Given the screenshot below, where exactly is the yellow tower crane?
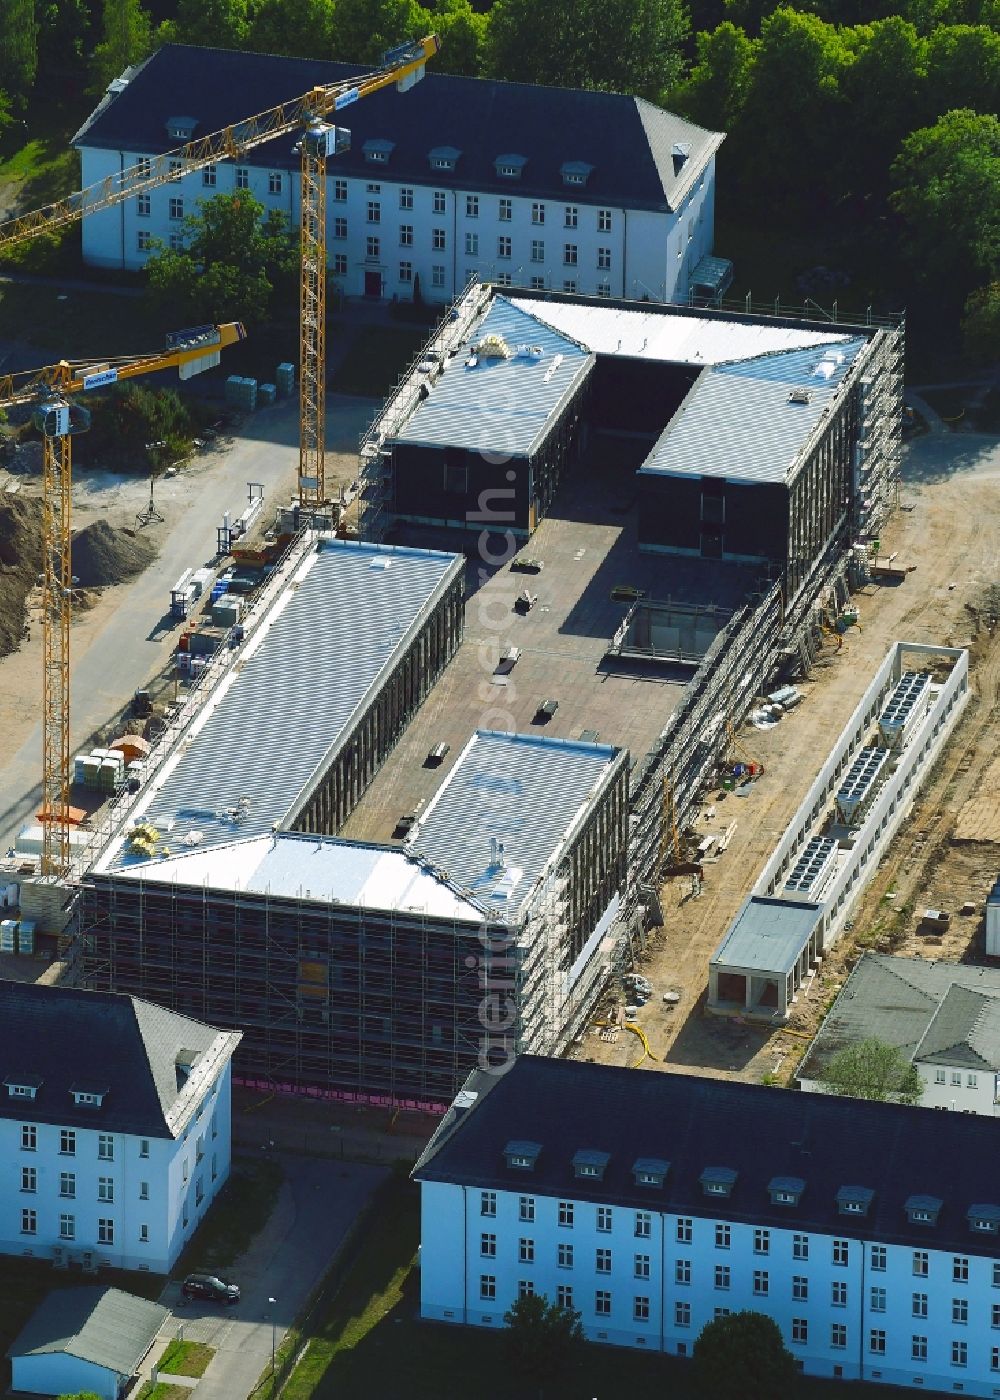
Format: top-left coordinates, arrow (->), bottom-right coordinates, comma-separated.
0,35 -> 439,879
0,322 -> 246,876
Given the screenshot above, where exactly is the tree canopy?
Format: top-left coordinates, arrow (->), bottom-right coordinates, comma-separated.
91,0 -> 153,94
503,1292 -> 584,1380
818,1036 -> 924,1103
0,0 -> 39,107
692,1310 -> 799,1400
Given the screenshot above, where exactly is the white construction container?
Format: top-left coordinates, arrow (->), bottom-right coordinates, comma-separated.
0,919 -> 16,952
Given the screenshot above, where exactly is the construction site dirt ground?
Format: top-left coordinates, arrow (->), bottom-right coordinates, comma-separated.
574,423 -> 1000,1088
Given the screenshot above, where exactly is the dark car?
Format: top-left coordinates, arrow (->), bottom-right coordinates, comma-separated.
181,1273 -> 240,1305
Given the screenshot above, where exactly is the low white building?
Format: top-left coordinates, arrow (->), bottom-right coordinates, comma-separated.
987,876 -> 1000,957
72,45 -> 726,305
0,979 -> 241,1273
415,1054 -> 1000,1396
798,953 -> 1000,1114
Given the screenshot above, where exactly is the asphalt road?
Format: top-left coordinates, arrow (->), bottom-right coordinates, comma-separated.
0,394 -> 377,852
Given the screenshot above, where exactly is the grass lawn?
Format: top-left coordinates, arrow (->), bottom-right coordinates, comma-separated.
176,1156 -> 284,1275
328,323 -> 430,397
0,279 -> 166,358
158,1337 -> 215,1377
137,1382 -> 193,1400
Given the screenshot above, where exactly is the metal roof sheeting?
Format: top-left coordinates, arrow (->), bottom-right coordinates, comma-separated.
711,895 -> 822,976
98,539 -> 463,870
9,1286 -> 168,1374
393,297 -> 593,458
407,729 -> 620,923
640,338 -> 866,486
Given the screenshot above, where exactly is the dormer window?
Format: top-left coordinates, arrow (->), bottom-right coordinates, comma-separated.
429,146 -> 461,173
166,116 -> 198,142
495,154 -> 527,180
968,1205 -> 1000,1235
5,1080 -> 39,1100
71,1088 -> 106,1108
572,1149 -> 610,1182
363,139 -> 395,165
905,1195 -> 942,1227
560,161 -> 594,188
671,142 -> 691,176
837,1186 -> 874,1217
768,1175 -> 805,1207
633,1157 -> 669,1188
504,1139 -> 541,1171
700,1166 -> 737,1199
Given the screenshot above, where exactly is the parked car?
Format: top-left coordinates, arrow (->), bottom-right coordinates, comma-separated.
182,1273 -> 240,1305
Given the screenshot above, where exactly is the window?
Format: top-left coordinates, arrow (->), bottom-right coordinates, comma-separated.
498,198 -> 512,221
595,1290 -> 611,1316
481,1191 -> 496,1216
871,1245 -> 887,1271
59,1213 -> 75,1239
519,1196 -> 535,1223
140,1224 -> 149,1243
557,1284 -> 574,1309
954,1256 -> 969,1282
913,1251 -> 929,1277
563,244 -> 578,266
433,191 -> 446,214
334,178 -> 347,202
21,1209 -> 36,1235
715,1223 -> 730,1249
952,1298 -> 968,1324
431,266 -> 445,288
519,1238 -> 535,1263
497,235 -> 511,259
236,167 -> 249,189
833,1239 -> 850,1266
480,1233 -> 496,1257
870,1287 -> 886,1313
870,1330 -> 886,1356
168,159 -> 182,177
993,1347 -> 1000,1373
465,232 -> 479,256
913,1293 -> 928,1318
597,1207 -> 612,1233
754,1228 -> 770,1255
793,1276 -> 808,1301
480,1275 -> 496,1300
634,1296 -> 650,1321
182,1160 -> 189,1183
367,200 -> 380,223
211,1153 -> 217,1182
675,1259 -> 691,1285
564,205 -> 578,228
60,1130 -> 76,1156
714,1266 -> 731,1290
832,1281 -> 848,1308
597,246 -> 611,270
366,236 -> 380,259
334,217 -> 348,240
596,1248 -> 612,1274
517,1280 -> 535,1299
21,1125 -> 36,1151
20,1166 -> 36,1192
97,1218 -> 113,1244
399,187 -> 413,210
59,1172 -> 75,1198
677,1218 -> 692,1244
935,1068 -> 946,1084
398,261 -> 413,283
268,171 -> 282,195
793,1234 -> 809,1260
558,1243 -> 573,1268
432,228 -> 446,251
831,1323 -> 847,1349
792,1318 -> 808,1344
753,1270 -> 769,1296
139,1181 -> 150,1202
98,1135 -> 114,1161
465,195 -> 479,218
563,279 -> 577,293
333,253 -> 347,276
635,1254 -> 651,1280
137,228 -> 152,253
203,164 -> 217,187
169,197 -> 184,220
597,279 -> 611,297
139,1139 -> 150,1159
137,193 -> 150,217
675,1301 -> 691,1327
530,240 -> 544,263
952,1071 -> 962,1086
531,203 -> 545,224
912,1335 -> 928,1362
598,208 -> 612,232
952,1341 -> 968,1367
558,1201 -> 574,1228
136,157 -> 151,178
169,233 -> 183,251
635,1212 -> 651,1239
98,1177 -> 114,1203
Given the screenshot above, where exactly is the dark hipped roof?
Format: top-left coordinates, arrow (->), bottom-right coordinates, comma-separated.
414,1055 -> 1000,1256
0,980 -> 239,1138
73,45 -> 722,213
7,1286 -> 167,1375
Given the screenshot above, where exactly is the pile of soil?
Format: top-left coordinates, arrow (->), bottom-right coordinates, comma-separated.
0,494 -> 43,657
71,519 -> 157,588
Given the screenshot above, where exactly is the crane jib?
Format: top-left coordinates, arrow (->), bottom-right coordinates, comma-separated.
334,88 -> 360,110
82,368 -> 118,390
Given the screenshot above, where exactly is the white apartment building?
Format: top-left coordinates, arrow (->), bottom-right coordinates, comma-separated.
72,45 -> 726,305
0,979 -> 241,1273
416,1055 -> 1000,1397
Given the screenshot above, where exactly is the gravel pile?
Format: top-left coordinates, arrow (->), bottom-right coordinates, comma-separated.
71,519 -> 157,588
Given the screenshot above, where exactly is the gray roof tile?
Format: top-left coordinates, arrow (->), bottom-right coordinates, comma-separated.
8,1286 -> 167,1374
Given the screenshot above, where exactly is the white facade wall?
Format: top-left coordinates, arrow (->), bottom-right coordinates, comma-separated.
78,145 -> 715,305
12,1351 -> 118,1400
420,1181 -> 1000,1396
987,895 -> 1000,958
0,1061 -> 233,1273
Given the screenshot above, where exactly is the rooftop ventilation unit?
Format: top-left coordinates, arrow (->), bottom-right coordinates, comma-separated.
784,835 -> 839,902
878,670 -> 931,751
835,747 -> 890,826
788,388 -> 812,404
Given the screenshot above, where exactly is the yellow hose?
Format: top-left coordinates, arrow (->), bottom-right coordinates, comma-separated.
623,1022 -> 657,1064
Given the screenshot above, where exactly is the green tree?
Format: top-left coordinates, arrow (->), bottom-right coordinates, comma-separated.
692,1310 -> 799,1400
145,192 -> 296,326
924,25 -> 1000,121
902,0 -> 1000,32
331,0 -> 431,66
164,0 -> 250,48
83,383 -> 197,472
0,0 -> 39,107
486,0 -> 688,100
36,0 -> 89,79
839,17 -> 926,203
247,0 -> 334,57
56,1390 -> 103,1398
503,1292 -> 584,1382
962,281 -> 1000,360
819,1037 -> 924,1104
429,0 -> 487,76
90,0 -> 152,94
671,21 -> 759,130
891,109 -> 1000,293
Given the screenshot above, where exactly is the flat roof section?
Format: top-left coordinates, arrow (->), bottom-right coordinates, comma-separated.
513,295 -> 860,365
711,895 -> 822,977
392,296 -> 593,457
407,730 -> 622,922
639,339 -> 866,487
94,538 -> 464,871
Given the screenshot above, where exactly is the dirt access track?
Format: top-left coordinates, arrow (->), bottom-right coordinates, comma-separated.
578,423 -> 1000,1087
